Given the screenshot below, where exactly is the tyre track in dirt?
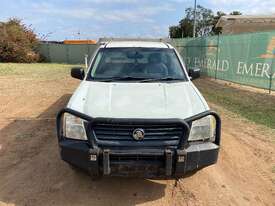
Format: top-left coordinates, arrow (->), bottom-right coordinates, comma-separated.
0,76 -> 274,206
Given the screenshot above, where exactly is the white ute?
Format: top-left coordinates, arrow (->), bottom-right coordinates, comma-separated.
56,40 -> 221,178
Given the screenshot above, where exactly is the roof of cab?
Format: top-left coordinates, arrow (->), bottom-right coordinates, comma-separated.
101,41 -> 173,49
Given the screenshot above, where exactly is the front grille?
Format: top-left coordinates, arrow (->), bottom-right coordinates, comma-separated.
92,123 -> 184,141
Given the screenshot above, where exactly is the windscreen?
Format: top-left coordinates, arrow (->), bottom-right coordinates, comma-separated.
88,47 -> 187,81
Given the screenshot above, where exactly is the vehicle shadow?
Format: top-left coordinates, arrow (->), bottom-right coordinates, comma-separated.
0,94 -> 194,206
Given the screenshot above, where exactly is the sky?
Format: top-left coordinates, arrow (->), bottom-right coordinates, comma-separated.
1,0 -> 275,40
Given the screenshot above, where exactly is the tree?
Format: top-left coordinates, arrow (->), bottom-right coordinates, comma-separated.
211,11 -> 226,35
192,5 -> 214,36
0,18 -> 40,63
230,11 -> 242,15
169,26 -> 183,38
170,5 -> 214,38
179,18 -> 193,37
169,7 -> 242,38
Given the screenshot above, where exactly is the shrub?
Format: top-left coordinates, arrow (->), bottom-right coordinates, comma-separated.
0,18 -> 40,63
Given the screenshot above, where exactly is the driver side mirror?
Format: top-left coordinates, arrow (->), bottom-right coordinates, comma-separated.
188,67 -> 200,80
71,67 -> 85,80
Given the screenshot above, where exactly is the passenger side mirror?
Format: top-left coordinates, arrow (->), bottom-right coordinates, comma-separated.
71,67 -> 85,80
188,67 -> 200,80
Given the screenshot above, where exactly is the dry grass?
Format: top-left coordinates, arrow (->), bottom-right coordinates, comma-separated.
194,77 -> 275,130
0,63 -> 82,79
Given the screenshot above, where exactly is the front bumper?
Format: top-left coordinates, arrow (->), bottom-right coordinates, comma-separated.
57,109 -> 221,178
59,140 -> 219,177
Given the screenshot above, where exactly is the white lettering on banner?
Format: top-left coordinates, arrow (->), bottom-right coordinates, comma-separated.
255,63 -> 262,77
221,60 -> 229,71
194,57 -> 200,67
236,61 -> 273,78
237,62 -> 243,74
262,63 -> 270,78
207,58 -> 212,69
192,57 -> 229,71
244,64 -> 253,76
185,57 -> 191,66
211,59 -> 216,70
188,57 -> 274,79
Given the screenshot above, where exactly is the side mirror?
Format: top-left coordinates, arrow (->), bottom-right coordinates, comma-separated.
71,67 -> 85,80
188,67 -> 200,80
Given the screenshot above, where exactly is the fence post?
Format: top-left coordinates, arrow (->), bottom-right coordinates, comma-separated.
85,54 -> 88,69
47,43 -> 51,62
87,44 -> 90,56
269,57 -> 274,94
215,34 -> 220,80
66,45 -> 70,64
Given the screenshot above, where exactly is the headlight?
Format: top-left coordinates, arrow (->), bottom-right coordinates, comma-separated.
63,113 -> 87,140
188,115 -> 216,142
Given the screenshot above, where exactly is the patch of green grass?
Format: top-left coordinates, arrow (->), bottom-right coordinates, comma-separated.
195,79 -> 275,129
0,63 -> 83,79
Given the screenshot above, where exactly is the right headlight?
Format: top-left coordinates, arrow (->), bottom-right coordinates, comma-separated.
63,113 -> 88,140
188,115 -> 216,142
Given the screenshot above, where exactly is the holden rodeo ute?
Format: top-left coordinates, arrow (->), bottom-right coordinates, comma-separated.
56,40 -> 221,178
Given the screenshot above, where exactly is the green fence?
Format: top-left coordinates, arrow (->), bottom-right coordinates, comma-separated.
171,31 -> 275,91
38,43 -> 98,64
38,31 -> 275,91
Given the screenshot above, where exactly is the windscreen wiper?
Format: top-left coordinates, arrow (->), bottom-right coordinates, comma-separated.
96,76 -> 148,82
140,77 -> 185,82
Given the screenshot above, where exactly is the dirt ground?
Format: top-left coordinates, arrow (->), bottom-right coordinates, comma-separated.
0,72 -> 274,206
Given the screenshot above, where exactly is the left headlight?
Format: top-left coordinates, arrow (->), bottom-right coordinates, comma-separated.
188,115 -> 216,142
63,113 -> 87,140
